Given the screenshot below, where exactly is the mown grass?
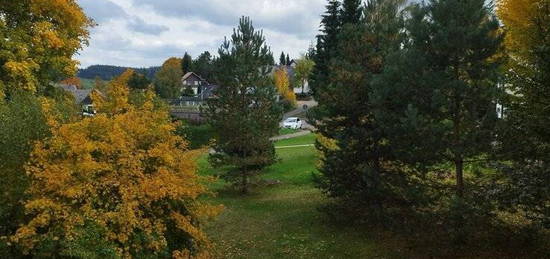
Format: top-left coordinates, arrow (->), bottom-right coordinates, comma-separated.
198,134 -> 404,258
278,127 -> 300,136
198,133 -> 544,258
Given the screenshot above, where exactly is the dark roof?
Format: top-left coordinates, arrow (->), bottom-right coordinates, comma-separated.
60,85 -> 95,105
182,72 -> 206,83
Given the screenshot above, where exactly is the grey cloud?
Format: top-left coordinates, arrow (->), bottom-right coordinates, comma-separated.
133,0 -> 324,39
128,18 -> 169,35
79,0 -> 127,23
78,0 -> 169,35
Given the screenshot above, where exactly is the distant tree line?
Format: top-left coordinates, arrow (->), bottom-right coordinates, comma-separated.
77,65 -> 160,81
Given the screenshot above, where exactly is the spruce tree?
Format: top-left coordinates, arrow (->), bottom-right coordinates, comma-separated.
341,0 -> 363,25
311,0 -> 341,98
313,0 -> 413,217
205,17 -> 282,194
373,0 -> 504,199
182,52 -> 193,74
280,52 -> 286,65
286,54 -> 291,65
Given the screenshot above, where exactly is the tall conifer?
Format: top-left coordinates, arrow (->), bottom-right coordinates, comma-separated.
205,17 -> 283,194
374,0 -> 504,199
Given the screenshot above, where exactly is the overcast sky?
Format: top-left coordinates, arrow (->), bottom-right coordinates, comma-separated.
76,0 -> 326,68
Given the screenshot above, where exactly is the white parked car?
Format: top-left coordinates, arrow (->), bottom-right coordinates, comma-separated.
282,117 -> 303,129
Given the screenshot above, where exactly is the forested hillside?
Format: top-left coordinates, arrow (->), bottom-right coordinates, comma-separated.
78,65 -> 160,80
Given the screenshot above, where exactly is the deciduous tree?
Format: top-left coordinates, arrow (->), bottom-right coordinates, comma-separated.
294,56 -> 315,94
60,77 -> 82,88
0,0 -> 93,96
12,73 -> 221,258
274,67 -> 297,105
492,0 -> 550,227
154,57 -> 183,99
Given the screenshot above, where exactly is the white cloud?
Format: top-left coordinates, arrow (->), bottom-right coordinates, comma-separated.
76,0 -> 324,68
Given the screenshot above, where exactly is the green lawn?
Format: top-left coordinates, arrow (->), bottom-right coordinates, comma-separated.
278,127 -> 300,136
199,134 -> 402,258
273,133 -> 316,147
197,134 -> 545,258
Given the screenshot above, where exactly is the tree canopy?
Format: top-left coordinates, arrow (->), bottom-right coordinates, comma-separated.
0,0 -> 93,96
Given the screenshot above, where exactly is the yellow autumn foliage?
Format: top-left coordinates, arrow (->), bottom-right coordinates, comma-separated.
497,0 -> 548,62
274,67 -> 297,105
0,0 -> 92,94
13,73 -> 222,258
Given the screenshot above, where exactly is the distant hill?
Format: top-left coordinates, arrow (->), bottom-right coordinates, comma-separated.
78,65 -> 161,81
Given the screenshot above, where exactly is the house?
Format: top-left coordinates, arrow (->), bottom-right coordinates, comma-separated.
59,85 -> 103,116
173,72 -> 218,106
181,72 -> 208,96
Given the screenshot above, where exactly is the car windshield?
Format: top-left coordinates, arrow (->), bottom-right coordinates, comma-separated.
285,118 -> 297,123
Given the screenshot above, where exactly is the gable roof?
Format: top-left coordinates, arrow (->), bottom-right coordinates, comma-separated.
182,72 -> 206,82
60,85 -> 103,105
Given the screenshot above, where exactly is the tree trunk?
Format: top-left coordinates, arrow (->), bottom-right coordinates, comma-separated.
241,173 -> 249,195
455,158 -> 464,198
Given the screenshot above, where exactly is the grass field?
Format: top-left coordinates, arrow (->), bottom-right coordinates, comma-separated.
277,127 -> 301,136
199,134 -> 404,258
198,134 -> 544,259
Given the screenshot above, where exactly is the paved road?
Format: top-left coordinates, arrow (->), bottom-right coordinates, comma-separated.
275,144 -> 315,149
270,130 -> 312,141
281,100 -> 318,131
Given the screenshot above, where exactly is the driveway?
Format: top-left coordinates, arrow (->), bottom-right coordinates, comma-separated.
281,99 -> 318,130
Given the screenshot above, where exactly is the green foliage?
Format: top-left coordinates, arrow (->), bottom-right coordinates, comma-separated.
0,92 -> 50,257
294,57 -> 315,94
311,0 -> 341,98
341,0 -> 363,25
279,52 -> 286,66
59,222 -> 120,259
493,0 -> 550,229
374,0 -> 504,198
205,17 -> 283,194
176,122 -> 216,150
312,0 -> 420,219
154,57 -> 183,99
193,51 -> 215,82
127,72 -> 151,90
182,52 -> 193,74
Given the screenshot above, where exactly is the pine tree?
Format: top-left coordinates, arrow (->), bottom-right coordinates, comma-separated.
193,51 -> 214,82
313,0 -> 412,217
181,52 -> 193,74
280,51 -> 286,65
205,17 -> 283,194
341,0 -> 363,25
311,0 -> 342,98
374,0 -> 504,199
286,54 -> 291,65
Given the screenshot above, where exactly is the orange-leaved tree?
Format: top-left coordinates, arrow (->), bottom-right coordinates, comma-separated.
274,67 -> 297,106
60,77 -> 82,88
12,72 -> 222,258
0,0 -> 93,96
497,0 -> 549,62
